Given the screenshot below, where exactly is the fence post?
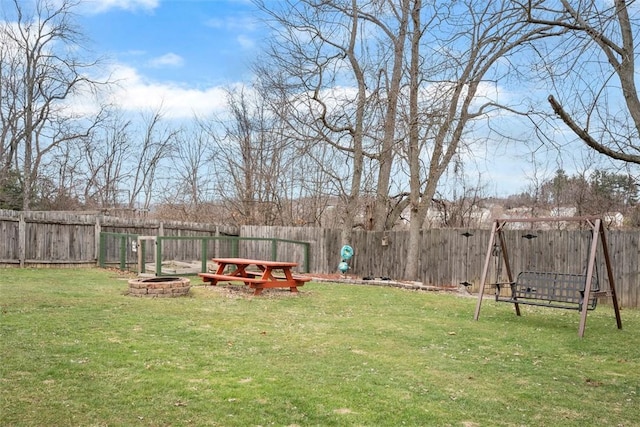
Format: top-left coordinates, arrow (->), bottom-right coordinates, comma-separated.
18,212 -> 25,268
271,239 -> 278,261
214,226 -> 219,257
303,242 -> 310,273
120,235 -> 127,271
232,238 -> 239,257
201,238 -> 208,273
139,238 -> 145,274
155,237 -> 162,276
98,233 -> 105,268
94,216 -> 101,265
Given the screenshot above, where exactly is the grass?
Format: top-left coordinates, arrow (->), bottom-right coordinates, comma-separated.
1,268 -> 639,427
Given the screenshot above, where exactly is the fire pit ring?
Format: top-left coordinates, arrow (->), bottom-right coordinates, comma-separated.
127,277 -> 191,298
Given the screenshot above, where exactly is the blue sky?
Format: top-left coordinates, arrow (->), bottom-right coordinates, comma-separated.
81,0 -> 262,84
32,0 -> 609,196
76,0 -> 266,117
71,0 -> 568,196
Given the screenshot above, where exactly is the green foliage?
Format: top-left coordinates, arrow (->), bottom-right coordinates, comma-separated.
590,170 -> 639,207
0,169 -> 23,210
1,268 -> 639,426
540,168 -> 638,216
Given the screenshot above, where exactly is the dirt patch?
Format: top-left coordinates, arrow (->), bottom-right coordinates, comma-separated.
198,283 -> 309,299
310,274 -> 469,295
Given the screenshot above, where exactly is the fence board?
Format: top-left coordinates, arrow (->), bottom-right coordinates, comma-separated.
0,219 -> 19,261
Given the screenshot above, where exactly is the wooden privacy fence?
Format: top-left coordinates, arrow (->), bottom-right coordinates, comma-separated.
242,225 -> 640,309
0,210 -> 638,308
0,209 -> 236,267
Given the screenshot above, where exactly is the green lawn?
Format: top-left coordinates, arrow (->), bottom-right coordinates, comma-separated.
1,268 -> 638,426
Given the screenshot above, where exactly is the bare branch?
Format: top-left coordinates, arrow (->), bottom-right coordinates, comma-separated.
548,94 -> 640,164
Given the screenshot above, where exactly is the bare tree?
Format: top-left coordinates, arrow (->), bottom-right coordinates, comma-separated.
158,127 -> 216,221
254,0 -> 354,236
81,109 -> 132,207
0,0 -> 104,210
256,0 -> 420,242
358,0 -> 411,232
524,0 -> 640,165
38,134 -> 85,209
71,106 -> 177,213
128,108 -> 178,211
429,166 -> 489,228
198,86 -> 297,226
402,0 -> 553,279
253,0 -> 558,271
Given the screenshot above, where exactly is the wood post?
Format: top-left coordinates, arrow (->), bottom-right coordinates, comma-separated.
18,212 -> 25,268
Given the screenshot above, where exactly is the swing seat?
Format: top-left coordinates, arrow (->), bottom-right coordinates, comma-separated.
495,271 -> 600,311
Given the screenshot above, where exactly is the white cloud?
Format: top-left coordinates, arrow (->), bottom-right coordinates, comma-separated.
60,64 -> 227,120
83,0 -> 160,13
104,64 -> 227,119
206,15 -> 259,32
236,35 -> 255,50
148,53 -> 184,68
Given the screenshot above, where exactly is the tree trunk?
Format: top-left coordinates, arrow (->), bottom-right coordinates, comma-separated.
371,0 -> 410,231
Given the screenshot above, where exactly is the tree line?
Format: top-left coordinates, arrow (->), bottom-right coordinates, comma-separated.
1,0 -> 639,280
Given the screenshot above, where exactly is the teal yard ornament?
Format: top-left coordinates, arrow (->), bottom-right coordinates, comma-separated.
338,261 -> 349,274
338,245 -> 354,275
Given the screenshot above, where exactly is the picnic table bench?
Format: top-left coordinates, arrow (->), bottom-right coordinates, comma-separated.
199,257 -> 311,295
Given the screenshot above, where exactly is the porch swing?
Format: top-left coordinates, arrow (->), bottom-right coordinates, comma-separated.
473,217 -> 622,337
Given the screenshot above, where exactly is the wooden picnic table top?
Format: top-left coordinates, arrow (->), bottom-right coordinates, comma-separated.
212,258 -> 298,268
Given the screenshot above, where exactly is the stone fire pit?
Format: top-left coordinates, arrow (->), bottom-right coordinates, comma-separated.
127,277 -> 191,298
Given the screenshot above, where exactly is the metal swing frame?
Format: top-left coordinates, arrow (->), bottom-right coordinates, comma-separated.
473,217 -> 622,338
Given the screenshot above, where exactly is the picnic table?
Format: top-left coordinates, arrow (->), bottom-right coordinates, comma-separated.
198,257 -> 311,295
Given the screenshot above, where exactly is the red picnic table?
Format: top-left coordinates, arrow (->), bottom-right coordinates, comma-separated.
198,257 -> 311,295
